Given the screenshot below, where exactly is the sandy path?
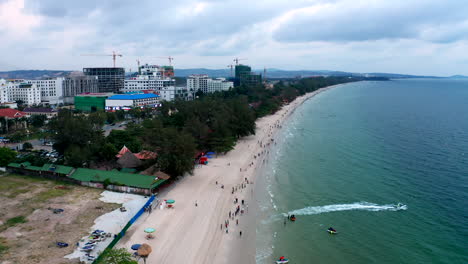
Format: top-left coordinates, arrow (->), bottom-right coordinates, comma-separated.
119,85 -> 337,264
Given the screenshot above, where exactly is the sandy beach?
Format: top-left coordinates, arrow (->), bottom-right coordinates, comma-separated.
118,85 -> 337,264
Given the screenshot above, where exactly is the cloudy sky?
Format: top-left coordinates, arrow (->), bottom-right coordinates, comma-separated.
1,0 -> 468,76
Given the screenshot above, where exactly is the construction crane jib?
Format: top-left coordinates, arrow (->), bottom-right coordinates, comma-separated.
81,51 -> 123,68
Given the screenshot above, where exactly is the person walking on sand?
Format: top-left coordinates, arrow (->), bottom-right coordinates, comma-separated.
236,219 -> 239,225
195,200 -> 198,207
240,231 -> 242,237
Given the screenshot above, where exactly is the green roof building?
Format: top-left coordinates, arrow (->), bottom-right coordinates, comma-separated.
70,168 -> 165,189
74,93 -> 112,112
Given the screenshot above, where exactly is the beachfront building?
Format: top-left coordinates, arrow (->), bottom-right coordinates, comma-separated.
187,75 -> 233,94
105,93 -> 160,111
0,79 -> 41,105
7,162 -> 167,195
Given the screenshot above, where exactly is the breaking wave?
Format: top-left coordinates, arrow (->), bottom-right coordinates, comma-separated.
285,202 -> 407,216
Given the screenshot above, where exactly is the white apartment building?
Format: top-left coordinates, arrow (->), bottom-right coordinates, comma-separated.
207,78 -> 234,93
123,75 -> 175,93
27,78 -> 63,104
123,64 -> 176,93
187,75 -> 233,94
160,86 -> 192,101
27,73 -> 98,105
0,79 -> 41,105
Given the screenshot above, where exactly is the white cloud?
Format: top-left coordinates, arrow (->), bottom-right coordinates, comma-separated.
1,0 -> 468,75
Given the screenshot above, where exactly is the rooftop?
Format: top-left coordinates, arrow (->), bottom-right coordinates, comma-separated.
108,94 -> 160,100
70,168 -> 165,189
76,93 -> 114,97
0,108 -> 26,118
23,107 -> 56,113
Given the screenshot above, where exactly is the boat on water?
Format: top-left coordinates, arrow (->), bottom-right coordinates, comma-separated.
394,203 -> 406,210
276,256 -> 289,264
327,227 -> 337,234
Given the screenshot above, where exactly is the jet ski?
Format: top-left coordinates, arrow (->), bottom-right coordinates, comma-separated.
394,203 -> 406,210
327,227 -> 337,234
289,215 -> 296,222
276,256 -> 289,264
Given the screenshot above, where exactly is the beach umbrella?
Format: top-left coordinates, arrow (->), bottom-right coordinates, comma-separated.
206,151 -> 215,155
131,244 -> 141,250
144,228 -> 156,233
166,199 -> 175,204
137,243 -> 152,264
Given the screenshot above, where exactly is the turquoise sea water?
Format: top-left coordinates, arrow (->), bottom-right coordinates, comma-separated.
256,79 -> 468,264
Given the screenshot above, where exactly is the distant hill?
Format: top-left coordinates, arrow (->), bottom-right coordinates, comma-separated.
0,69 -> 448,80
448,75 -> 468,79
0,70 -> 72,79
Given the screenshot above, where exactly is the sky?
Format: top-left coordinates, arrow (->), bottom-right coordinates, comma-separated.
1,0 -> 468,76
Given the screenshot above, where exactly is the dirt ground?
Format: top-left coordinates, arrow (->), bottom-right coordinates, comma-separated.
0,173 -> 120,264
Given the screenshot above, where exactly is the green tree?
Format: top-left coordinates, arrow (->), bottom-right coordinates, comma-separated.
0,147 -> 16,167
29,114 -> 47,128
106,112 -> 117,124
22,142 -> 33,150
64,145 -> 90,167
157,128 -> 196,176
107,130 -> 142,153
99,248 -> 138,264
98,143 -> 118,161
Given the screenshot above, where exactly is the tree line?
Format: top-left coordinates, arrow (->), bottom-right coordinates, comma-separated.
42,76 -> 360,177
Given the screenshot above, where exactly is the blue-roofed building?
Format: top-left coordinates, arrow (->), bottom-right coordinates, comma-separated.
105,93 -> 161,111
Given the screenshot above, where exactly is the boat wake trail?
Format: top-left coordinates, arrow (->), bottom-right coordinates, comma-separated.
286,202 -> 407,216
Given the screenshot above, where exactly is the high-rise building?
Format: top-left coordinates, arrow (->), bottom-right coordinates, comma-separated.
234,64 -> 262,87
83,67 -> 125,93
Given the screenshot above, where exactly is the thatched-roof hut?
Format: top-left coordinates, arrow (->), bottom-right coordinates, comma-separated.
117,151 -> 142,168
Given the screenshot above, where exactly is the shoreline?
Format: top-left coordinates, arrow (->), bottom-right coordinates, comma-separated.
117,85 -> 339,264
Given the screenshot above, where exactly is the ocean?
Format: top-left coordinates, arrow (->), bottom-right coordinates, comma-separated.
255,79 -> 468,264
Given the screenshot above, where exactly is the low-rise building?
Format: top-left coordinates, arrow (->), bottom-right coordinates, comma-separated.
0,108 -> 27,119
74,93 -> 113,112
105,93 -> 160,111
23,107 -> 58,118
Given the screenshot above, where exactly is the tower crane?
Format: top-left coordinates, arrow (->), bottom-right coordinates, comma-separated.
81,51 -> 123,67
227,64 -> 234,76
233,57 -> 247,65
155,56 -> 174,66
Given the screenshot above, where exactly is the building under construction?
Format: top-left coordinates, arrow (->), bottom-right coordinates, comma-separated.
83,67 -> 125,93
234,64 -> 262,87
